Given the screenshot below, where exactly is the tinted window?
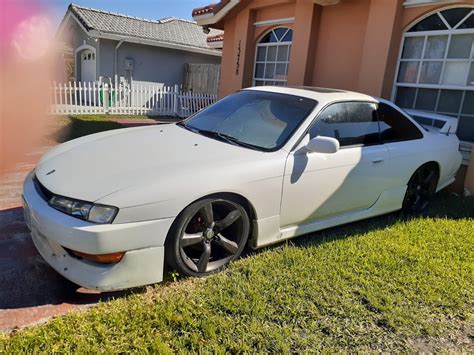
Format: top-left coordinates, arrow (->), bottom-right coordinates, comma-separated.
408,13 -> 447,32
309,102 -> 380,147
377,103 -> 423,142
441,8 -> 471,28
183,91 -> 317,151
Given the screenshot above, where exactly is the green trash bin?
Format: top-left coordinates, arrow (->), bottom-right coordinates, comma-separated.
99,86 -> 116,106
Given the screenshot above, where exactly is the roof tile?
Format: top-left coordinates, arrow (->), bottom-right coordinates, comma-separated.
207,34 -> 224,42
70,4 -> 223,51
192,1 -> 230,17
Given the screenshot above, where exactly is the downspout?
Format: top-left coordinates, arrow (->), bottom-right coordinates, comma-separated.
114,40 -> 124,78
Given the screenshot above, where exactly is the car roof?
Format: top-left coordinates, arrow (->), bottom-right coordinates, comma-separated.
244,86 -> 377,105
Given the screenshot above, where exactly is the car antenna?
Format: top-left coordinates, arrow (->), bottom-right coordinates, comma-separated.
446,125 -> 451,136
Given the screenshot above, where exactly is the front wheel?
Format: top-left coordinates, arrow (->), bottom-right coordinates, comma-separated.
165,198 -> 250,277
402,164 -> 439,214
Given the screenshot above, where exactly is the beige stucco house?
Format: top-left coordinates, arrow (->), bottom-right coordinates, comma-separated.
192,0 -> 474,190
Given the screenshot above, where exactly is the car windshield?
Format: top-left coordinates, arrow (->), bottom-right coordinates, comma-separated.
179,90 -> 317,151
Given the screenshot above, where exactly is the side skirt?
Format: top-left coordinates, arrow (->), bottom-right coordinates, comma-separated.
254,186 -> 406,248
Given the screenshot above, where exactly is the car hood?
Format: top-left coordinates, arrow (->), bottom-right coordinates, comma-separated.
35,124 -> 267,203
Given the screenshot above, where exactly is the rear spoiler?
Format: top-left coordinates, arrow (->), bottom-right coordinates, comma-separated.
405,109 -> 458,135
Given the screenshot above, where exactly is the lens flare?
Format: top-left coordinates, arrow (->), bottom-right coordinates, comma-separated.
0,0 -> 56,176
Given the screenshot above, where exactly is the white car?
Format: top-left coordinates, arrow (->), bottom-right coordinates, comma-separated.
23,87 -> 462,290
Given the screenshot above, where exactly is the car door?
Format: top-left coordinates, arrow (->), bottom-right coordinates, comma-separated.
376,102 -> 426,190
279,101 -> 391,228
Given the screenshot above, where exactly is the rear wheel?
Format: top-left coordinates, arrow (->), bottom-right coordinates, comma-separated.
165,198 -> 250,277
402,164 -> 439,214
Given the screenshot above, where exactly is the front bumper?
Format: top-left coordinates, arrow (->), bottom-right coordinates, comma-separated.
23,172 -> 175,290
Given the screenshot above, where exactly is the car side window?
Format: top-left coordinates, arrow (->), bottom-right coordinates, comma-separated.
309,102 -> 380,147
377,103 -> 423,143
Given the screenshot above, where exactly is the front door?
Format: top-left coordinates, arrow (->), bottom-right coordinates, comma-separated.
280,101 -> 390,228
81,49 -> 96,82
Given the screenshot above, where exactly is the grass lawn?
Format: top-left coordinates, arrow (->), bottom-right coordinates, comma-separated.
1,193 -> 472,352
52,115 -> 179,142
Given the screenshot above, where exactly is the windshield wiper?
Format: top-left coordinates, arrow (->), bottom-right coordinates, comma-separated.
189,128 -> 261,151
214,132 -> 262,151
176,121 -> 191,131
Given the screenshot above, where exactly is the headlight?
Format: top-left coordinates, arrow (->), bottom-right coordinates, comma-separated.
88,205 -> 118,224
49,196 -> 118,224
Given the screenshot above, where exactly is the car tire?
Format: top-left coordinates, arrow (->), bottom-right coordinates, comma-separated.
165,197 -> 250,278
402,164 -> 439,214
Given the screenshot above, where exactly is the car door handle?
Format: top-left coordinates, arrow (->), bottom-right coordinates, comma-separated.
372,158 -> 385,165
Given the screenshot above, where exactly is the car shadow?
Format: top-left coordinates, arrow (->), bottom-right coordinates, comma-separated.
244,191 -> 473,257
0,206 -> 144,310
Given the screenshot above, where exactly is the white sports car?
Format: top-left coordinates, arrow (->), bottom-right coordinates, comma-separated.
23,87 -> 462,290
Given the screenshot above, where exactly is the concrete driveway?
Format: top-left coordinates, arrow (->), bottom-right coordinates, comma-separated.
0,140 -> 135,332
0,206 -> 81,332
0,119 -> 178,332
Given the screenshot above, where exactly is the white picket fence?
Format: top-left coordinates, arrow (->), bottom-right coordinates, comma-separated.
50,81 -> 218,117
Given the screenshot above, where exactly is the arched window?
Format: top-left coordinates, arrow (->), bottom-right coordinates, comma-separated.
254,27 -> 293,86
393,7 -> 474,142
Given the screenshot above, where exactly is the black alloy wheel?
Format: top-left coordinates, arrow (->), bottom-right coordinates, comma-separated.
166,198 -> 250,277
402,164 -> 439,214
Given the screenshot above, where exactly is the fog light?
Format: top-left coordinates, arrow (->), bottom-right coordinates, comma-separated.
71,250 -> 125,264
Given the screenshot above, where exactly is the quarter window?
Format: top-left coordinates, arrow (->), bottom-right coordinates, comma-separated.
377,103 -> 423,142
393,7 -> 474,142
254,28 -> 292,87
309,102 -> 380,147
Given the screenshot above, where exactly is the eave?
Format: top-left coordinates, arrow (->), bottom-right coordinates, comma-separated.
192,0 -> 341,26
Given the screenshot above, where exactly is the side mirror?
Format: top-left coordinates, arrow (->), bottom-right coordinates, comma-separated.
306,136 -> 340,154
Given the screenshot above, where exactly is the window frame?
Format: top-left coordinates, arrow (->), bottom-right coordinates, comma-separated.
293,100 -> 425,151
253,27 -> 293,87
391,5 -> 474,143
404,0 -> 461,7
294,100 -> 381,151
308,101 -> 382,149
